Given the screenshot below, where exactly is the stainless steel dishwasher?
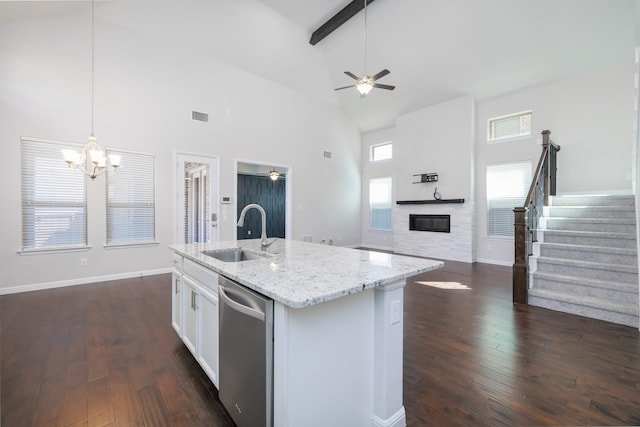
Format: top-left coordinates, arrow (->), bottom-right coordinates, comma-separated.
218,276 -> 274,427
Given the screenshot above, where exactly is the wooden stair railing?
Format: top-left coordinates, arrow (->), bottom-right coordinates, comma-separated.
513,130 -> 560,304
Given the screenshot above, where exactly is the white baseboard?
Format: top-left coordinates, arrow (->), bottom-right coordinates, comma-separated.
371,407 -> 406,427
475,257 -> 513,266
0,268 -> 172,295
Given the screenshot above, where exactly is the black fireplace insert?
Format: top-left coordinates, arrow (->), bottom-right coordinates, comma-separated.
409,214 -> 450,233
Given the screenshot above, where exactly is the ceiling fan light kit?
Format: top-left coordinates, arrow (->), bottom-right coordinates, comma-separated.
269,168 -> 281,181
356,77 -> 373,96
334,0 -> 395,97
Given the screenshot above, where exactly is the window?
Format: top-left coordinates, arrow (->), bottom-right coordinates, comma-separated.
488,111 -> 532,141
106,149 -> 156,246
369,177 -> 392,230
21,137 -> 87,251
371,142 -> 392,162
486,161 -> 532,237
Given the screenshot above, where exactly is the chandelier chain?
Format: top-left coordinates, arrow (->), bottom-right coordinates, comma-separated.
90,0 -> 95,137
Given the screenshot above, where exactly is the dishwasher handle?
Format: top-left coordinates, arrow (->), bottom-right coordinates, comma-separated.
219,284 -> 266,322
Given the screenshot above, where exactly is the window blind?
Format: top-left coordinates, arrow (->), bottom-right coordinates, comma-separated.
21,137 -> 88,251
369,176 -> 392,231
486,161 -> 532,237
105,148 -> 156,246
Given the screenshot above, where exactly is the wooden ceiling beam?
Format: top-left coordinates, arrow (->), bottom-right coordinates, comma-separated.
309,0 -> 375,46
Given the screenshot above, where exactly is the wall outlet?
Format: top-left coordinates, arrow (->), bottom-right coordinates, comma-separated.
80,258 -> 88,266
302,235 -> 313,243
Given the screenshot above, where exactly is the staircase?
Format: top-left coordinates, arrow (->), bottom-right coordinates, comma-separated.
528,194 -> 639,328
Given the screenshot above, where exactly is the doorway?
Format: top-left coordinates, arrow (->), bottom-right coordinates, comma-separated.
235,161 -> 292,240
176,153 -> 219,244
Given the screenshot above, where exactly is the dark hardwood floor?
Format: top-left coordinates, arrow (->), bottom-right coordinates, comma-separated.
2,260 -> 639,426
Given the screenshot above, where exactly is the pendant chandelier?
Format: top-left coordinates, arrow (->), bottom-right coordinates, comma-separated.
62,0 -> 120,179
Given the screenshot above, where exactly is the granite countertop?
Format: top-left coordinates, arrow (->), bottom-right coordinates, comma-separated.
169,239 -> 444,308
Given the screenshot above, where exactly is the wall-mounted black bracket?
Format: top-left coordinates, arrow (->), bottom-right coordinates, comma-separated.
412,173 -> 438,184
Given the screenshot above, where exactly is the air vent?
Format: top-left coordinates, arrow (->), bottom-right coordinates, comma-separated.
192,111 -> 209,122
323,151 -> 332,159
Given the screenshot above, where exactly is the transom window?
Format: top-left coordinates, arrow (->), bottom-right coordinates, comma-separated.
371,142 -> 392,162
488,111 -> 532,142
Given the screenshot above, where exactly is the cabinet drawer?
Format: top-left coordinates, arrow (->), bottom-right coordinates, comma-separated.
184,258 -> 218,292
171,253 -> 183,270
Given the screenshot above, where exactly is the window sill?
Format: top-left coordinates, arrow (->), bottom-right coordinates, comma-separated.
18,245 -> 91,255
104,241 -> 159,249
486,134 -> 532,144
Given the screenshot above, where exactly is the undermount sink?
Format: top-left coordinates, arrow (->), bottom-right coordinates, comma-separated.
202,248 -> 267,263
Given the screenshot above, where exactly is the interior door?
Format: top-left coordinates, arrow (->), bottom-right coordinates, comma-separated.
188,166 -> 208,243
176,154 -> 219,244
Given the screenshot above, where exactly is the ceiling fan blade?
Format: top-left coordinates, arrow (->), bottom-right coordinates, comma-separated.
371,69 -> 390,81
373,83 -> 395,90
334,85 -> 356,91
344,71 -> 359,80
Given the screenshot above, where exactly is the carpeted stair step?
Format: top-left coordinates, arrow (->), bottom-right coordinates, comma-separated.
545,205 -> 636,220
537,242 -> 637,266
550,194 -> 635,207
541,230 -> 637,249
531,271 -> 638,304
542,217 -> 636,233
535,256 -> 638,284
529,287 -> 639,328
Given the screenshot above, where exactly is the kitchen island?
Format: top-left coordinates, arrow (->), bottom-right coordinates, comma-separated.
170,239 -> 443,427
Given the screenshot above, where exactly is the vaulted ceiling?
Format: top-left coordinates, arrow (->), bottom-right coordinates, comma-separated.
2,0 -> 636,132
261,0 -> 636,131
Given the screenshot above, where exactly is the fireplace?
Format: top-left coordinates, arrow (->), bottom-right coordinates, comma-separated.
409,214 -> 450,233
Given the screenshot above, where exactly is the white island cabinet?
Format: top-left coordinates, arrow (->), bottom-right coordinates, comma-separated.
170,239 -> 443,427
172,253 -> 220,388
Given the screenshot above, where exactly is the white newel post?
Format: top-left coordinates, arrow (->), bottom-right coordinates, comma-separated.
372,279 -> 407,427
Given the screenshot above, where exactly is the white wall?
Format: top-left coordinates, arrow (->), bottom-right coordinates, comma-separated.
361,66 -> 634,266
361,126 -> 395,250
393,96 -> 476,262
475,64 -> 635,264
0,3 -> 361,292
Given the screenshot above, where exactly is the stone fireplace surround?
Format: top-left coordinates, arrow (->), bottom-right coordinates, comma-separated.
393,201 -> 474,263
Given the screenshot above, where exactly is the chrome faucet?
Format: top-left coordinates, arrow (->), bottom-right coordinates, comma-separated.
237,203 -> 277,251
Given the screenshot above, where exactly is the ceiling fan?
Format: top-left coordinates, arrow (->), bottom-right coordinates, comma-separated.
335,0 -> 395,97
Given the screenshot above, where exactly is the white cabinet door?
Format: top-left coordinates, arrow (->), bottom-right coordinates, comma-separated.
172,255 -> 220,389
197,287 -> 219,387
181,276 -> 198,355
171,270 -> 182,335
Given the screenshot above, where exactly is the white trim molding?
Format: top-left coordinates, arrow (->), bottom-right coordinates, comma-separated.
0,268 -> 171,295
